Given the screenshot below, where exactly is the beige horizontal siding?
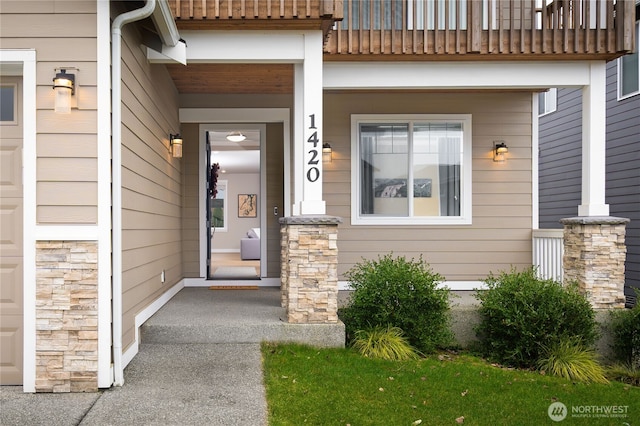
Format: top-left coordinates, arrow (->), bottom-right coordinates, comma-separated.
0,38 -> 97,61
36,206 -> 97,224
180,124 -> 200,278
0,1 -> 96,14
324,91 -> 533,282
36,134 -> 97,157
0,1 -> 99,224
36,157 -> 96,181
0,13 -> 98,37
119,19 -> 181,352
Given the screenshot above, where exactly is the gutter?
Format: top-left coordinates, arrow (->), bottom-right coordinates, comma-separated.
111,0 -> 157,387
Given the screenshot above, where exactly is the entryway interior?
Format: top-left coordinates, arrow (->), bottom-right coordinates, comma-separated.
208,126 -> 262,280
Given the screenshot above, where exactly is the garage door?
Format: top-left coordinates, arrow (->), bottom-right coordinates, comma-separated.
0,76 -> 23,385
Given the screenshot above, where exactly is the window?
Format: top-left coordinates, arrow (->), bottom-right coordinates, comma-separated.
618,21 -> 640,100
351,115 -> 472,225
0,84 -> 17,123
211,180 -> 227,231
538,88 -> 557,116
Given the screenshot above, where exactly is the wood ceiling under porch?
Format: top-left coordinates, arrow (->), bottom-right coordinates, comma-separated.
168,0 -> 636,61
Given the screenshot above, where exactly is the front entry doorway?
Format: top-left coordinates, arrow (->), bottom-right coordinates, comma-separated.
187,109 -> 290,286
202,122 -> 285,283
207,126 -> 263,280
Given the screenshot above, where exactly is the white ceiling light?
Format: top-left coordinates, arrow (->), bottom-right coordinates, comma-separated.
226,131 -> 246,142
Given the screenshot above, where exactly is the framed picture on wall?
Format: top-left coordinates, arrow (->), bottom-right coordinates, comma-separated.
238,194 -> 257,218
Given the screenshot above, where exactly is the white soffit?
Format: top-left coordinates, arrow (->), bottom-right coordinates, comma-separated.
323,61 -> 594,90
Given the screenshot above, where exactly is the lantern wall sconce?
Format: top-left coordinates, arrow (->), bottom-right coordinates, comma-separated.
52,68 -> 76,114
493,141 -> 508,162
170,133 -> 183,158
322,142 -> 332,162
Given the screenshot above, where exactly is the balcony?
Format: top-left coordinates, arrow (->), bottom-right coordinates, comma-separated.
324,0 -> 636,60
168,1 -> 635,60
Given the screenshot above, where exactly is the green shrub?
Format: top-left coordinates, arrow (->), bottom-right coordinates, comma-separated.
475,267 -> 598,368
352,326 -> 419,361
339,254 -> 452,353
609,299 -> 640,367
537,337 -> 608,384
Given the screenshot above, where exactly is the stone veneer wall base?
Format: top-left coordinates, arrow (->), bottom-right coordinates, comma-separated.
280,215 -> 342,324
35,241 -> 99,393
560,216 -> 629,310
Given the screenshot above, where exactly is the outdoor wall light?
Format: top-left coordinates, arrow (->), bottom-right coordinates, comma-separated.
493,141 -> 508,162
226,131 -> 246,142
170,133 -> 183,158
52,68 -> 75,114
322,142 -> 332,162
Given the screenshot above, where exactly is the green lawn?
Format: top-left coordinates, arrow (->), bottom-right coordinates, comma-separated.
262,343 -> 638,426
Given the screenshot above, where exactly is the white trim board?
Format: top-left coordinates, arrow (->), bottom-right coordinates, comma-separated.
97,0 -> 113,388
34,226 -> 99,241
184,277 -> 280,287
121,281 -> 184,370
324,61 -> 597,90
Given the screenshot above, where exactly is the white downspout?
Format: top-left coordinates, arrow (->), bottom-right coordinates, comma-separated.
111,0 -> 156,386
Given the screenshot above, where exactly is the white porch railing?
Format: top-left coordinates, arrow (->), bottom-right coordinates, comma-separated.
532,229 -> 564,282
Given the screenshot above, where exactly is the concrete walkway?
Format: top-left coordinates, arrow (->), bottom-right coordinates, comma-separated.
1,288 -> 478,425
1,342 -> 267,426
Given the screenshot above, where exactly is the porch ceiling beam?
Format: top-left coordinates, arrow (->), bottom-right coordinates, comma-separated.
323,61 -> 596,90
154,30 -> 306,63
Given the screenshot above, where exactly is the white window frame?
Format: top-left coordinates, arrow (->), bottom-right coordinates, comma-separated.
0,83 -> 18,125
538,88 -> 557,117
350,114 -> 472,226
617,20 -> 640,100
212,179 -> 228,232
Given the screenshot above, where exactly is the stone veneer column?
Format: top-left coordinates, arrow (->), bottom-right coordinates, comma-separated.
35,241 -> 98,392
560,217 -> 629,309
280,215 -> 342,323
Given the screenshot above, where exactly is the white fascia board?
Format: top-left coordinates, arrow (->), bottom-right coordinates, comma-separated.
152,0 -> 181,46
176,30 -> 305,63
324,61 -> 593,90
147,41 -> 187,65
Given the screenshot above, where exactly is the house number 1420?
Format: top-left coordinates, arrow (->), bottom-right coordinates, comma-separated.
306,114 -> 320,183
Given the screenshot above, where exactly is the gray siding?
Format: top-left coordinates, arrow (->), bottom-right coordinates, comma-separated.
605,60 -> 640,297
538,88 -> 582,229
538,60 -> 640,296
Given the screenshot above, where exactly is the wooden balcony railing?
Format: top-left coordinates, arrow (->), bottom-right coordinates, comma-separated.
324,0 -> 636,60
169,0 -> 343,34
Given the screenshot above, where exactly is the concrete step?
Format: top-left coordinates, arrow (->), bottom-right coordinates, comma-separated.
140,287 -> 345,347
